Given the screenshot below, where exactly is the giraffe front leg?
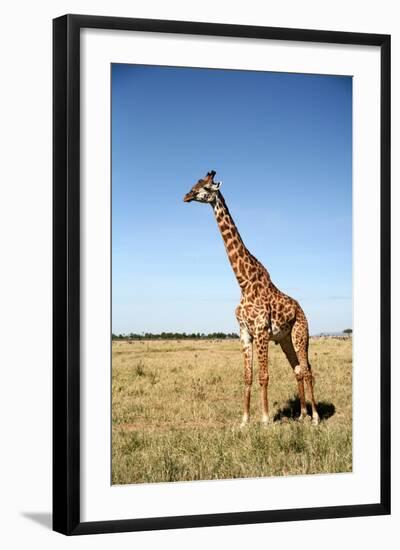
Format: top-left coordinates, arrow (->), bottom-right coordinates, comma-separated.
254,328 -> 270,424
239,322 -> 253,427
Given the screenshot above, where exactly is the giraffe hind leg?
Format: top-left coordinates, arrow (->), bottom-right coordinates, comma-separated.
280,336 -> 308,420
291,318 -> 320,425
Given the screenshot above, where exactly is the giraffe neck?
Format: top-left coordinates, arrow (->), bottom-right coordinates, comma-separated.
212,192 -> 266,291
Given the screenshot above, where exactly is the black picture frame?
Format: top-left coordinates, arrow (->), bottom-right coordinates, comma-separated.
53,14 -> 391,536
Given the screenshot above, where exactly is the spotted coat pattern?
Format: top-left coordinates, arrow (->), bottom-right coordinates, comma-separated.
184,171 -> 320,425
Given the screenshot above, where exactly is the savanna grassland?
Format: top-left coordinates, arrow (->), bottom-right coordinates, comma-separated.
112,338 -> 352,485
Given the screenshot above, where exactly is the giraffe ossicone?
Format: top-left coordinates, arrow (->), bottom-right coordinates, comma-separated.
184,170 -> 320,426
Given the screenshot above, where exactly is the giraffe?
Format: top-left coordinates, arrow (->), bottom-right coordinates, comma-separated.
184,170 -> 320,427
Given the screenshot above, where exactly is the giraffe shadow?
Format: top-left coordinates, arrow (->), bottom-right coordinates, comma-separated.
273,397 -> 336,422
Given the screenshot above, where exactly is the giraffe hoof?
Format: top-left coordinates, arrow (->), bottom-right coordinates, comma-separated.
261,416 -> 270,426
298,414 -> 311,423
312,415 -> 320,426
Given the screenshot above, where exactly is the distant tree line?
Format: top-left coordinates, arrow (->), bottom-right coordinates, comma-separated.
112,332 -> 239,341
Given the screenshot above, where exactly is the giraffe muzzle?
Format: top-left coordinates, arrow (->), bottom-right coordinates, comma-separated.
183,193 -> 194,202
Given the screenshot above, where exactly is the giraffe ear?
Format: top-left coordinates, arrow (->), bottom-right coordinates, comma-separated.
211,180 -> 222,191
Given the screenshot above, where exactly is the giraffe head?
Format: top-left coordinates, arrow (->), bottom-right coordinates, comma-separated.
183,170 -> 222,204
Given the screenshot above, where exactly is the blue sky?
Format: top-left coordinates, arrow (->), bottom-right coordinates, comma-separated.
112,64 -> 352,335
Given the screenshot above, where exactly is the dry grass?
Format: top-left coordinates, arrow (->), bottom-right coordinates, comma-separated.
112,338 -> 352,484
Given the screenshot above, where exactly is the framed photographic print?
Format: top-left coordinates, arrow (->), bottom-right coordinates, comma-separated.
53,14 -> 391,535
